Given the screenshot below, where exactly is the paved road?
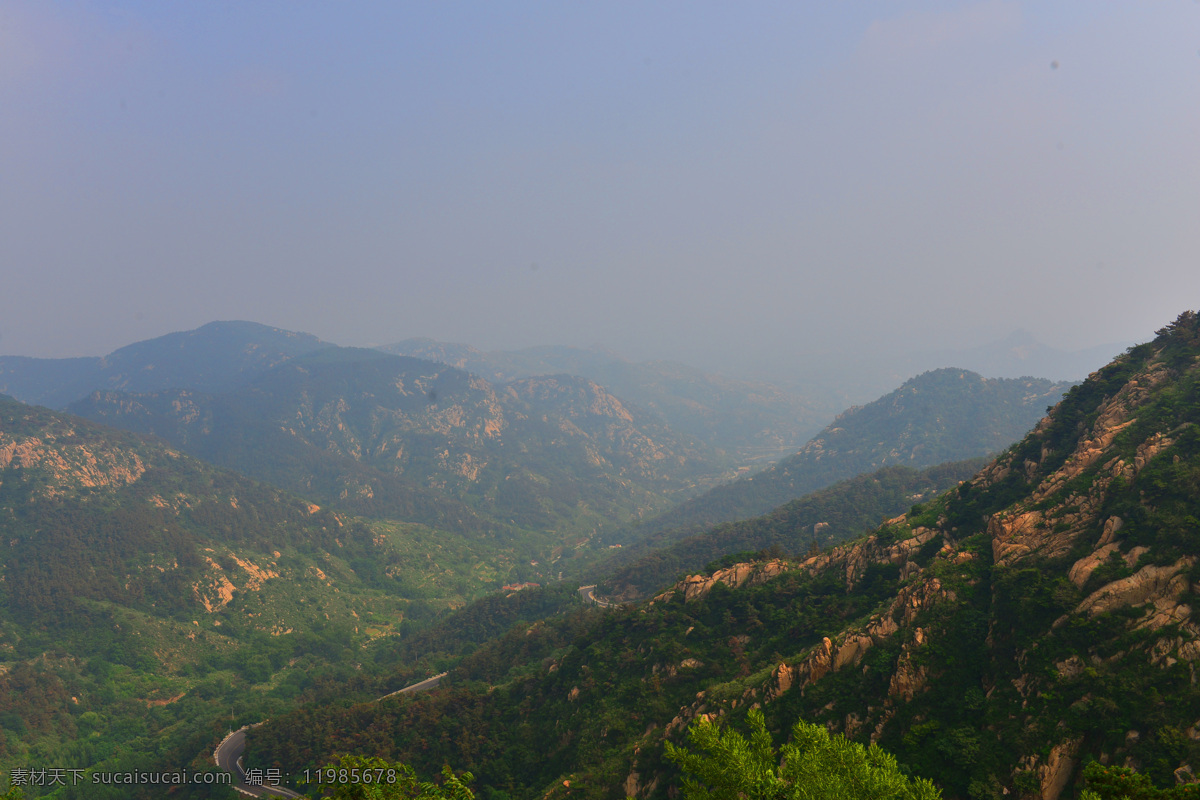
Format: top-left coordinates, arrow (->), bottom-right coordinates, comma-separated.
214,672 -> 448,797
214,725 -> 303,798
379,671 -> 447,700
578,584 -> 619,608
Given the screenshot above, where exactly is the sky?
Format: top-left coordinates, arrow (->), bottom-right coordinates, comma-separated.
2,1 -> 1198,385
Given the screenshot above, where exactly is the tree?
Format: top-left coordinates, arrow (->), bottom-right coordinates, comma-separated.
1080,760 -> 1200,799
302,755 -> 473,800
664,709 -> 941,800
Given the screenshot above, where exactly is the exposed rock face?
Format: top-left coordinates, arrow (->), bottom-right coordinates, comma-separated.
887,628 -> 930,703
623,771 -> 640,798
646,317 -> 1200,799
1068,542 -> 1121,588
658,559 -> 792,603
766,662 -> 795,702
194,566 -> 237,613
0,431 -> 146,497
1076,559 -> 1194,618
1040,738 -> 1084,800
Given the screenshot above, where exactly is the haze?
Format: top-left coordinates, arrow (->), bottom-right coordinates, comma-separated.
2,1 -> 1197,384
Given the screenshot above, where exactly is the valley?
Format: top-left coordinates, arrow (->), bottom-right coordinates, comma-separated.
240,311 -> 1200,800
0,315 -> 1195,800
7,6 -> 1192,798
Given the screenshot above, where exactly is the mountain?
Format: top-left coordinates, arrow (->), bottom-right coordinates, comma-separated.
0,394 -> 525,798
929,329 -> 1131,383
0,320 -> 330,409
70,347 -> 726,542
0,356 -> 102,409
595,458 -> 987,602
776,331 -> 1129,412
245,312 -> 1200,800
380,339 -> 835,465
617,368 -> 1072,543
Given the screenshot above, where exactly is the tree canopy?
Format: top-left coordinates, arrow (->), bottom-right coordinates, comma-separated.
665,709 -> 942,800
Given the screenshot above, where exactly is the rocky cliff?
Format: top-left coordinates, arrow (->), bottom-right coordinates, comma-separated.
640,312 -> 1200,798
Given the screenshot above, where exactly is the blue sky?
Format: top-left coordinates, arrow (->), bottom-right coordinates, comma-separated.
1,1 -> 1198,381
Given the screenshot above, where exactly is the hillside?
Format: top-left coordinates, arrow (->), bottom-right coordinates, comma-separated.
595,458 -> 987,602
380,338 -> 834,464
0,321 -> 330,409
246,312 -> 1200,800
0,396 -> 551,798
70,347 -> 726,542
619,369 -> 1071,543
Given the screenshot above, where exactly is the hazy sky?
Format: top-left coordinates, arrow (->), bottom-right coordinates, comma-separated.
2,1 -> 1198,379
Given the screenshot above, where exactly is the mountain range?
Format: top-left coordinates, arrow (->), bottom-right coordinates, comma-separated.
379,338 -> 835,464
242,311 -> 1200,800
0,316 -> 1164,800
615,368 -> 1071,545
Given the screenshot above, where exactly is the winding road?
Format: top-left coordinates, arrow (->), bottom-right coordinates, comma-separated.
578,584 -> 620,608
213,672 -> 448,797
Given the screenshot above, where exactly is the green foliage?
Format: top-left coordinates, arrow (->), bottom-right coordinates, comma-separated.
626,369 -> 1069,542
0,394 -> 535,797
247,560 -> 881,799
599,460 -> 984,599
665,709 -> 941,800
1082,760 -> 1200,799
69,351 -> 724,543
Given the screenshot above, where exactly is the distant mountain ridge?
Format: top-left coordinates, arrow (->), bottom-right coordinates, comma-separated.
0,320 -> 330,408
622,368 -> 1072,542
595,457 -> 988,602
928,328 -> 1129,383
70,346 -> 727,541
786,330 -> 1129,411
380,338 -> 836,465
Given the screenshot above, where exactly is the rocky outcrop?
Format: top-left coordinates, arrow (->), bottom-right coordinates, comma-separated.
796,525 -> 940,589
765,662 -> 796,703
658,559 -> 792,603
0,433 -> 146,496
1067,542 -> 1121,588
887,628 -> 930,703
1039,738 -> 1084,800
1076,558 -> 1195,618
757,576 -> 952,709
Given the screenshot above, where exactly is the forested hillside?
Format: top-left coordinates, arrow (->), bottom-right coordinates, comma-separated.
380,338 -> 833,463
0,396 -> 558,799
246,312 -> 1200,800
620,369 -> 1071,543
594,458 -> 986,602
70,346 -> 726,542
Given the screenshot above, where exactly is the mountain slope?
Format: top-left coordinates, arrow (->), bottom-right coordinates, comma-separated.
70,348 -> 726,541
595,458 -> 987,602
0,394 -> 526,798
380,338 -> 833,464
621,368 -> 1071,543
0,320 -> 330,408
246,312 -> 1200,800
